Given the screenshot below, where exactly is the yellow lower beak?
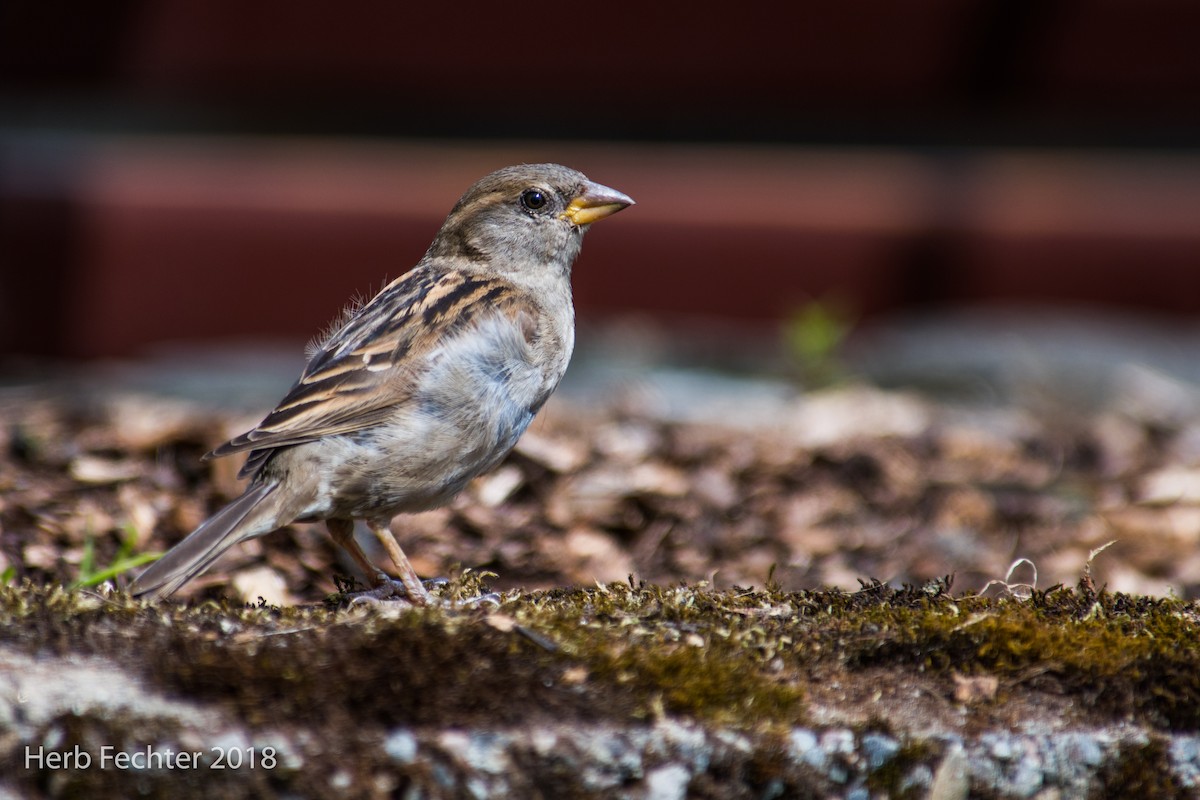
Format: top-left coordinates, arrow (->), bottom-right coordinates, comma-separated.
560,180 -> 635,226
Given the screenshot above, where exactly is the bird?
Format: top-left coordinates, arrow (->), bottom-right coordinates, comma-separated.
130,163 -> 633,603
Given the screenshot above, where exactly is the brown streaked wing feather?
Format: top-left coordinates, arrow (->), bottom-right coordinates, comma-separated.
208,267 -> 525,472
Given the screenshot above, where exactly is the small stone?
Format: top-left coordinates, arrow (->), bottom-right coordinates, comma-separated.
69,454 -> 142,484
788,729 -> 823,768
821,729 -> 856,756
474,465 -> 524,507
644,763 -> 691,800
457,732 -> 510,775
561,666 -> 588,685
953,673 -> 999,704
787,387 -> 930,448
384,729 -> 418,764
1170,736 -> 1200,788
1009,750 -> 1044,798
563,527 -> 636,584
988,733 -> 1014,760
579,730 -> 645,790
530,728 -> 558,756
861,733 -> 900,771
654,719 -> 711,774
22,544 -> 59,570
900,765 -> 934,793
691,467 -> 739,509
1064,734 -> 1103,767
485,613 -> 516,633
514,430 -> 589,473
594,421 -> 659,462
1140,466 -> 1200,505
929,744 -> 969,800
232,566 -> 289,607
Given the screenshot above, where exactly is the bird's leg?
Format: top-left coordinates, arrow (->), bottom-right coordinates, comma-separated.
329,518 -> 477,607
327,518 -> 397,597
367,519 -> 433,606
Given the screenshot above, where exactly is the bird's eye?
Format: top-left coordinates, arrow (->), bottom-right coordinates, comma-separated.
520,188 -> 548,211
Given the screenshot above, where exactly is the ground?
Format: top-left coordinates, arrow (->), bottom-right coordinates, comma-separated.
3,363 -> 1200,797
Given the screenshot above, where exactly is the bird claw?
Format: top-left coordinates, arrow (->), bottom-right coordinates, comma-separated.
459,591 -> 502,608
345,579 -> 410,606
342,579 -> 500,609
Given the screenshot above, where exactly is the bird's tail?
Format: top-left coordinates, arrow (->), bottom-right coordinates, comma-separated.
130,482 -> 283,601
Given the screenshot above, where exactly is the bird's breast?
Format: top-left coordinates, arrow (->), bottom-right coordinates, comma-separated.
314,308 -> 572,517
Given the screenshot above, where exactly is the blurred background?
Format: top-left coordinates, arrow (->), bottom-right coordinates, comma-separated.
2,0 -> 1198,382
5,1 -> 1200,600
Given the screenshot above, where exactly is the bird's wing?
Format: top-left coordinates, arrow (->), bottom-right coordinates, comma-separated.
208,266 -> 526,474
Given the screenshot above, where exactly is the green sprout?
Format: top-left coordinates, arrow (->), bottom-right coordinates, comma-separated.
71,523 -> 161,589
783,296 -> 857,388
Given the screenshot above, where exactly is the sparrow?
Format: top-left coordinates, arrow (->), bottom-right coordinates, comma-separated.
130,163 -> 633,603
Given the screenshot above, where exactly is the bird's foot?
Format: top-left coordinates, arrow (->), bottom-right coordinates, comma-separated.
345,578 -> 413,606
343,576 -> 499,608
459,591 -> 502,608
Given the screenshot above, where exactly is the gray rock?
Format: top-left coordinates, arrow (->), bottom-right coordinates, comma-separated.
644,764 -> 691,800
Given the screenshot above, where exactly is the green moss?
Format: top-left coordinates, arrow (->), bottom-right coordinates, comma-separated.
585,639 -> 803,724
511,581 -> 808,726
3,577 -> 1200,735
833,581 -> 1200,729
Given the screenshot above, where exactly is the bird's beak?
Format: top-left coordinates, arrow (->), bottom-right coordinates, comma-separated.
560,181 -> 635,226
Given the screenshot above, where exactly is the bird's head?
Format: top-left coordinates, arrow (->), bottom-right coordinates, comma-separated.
427,163 -> 633,284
